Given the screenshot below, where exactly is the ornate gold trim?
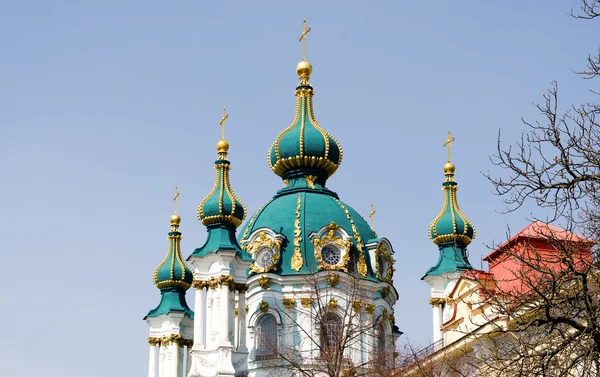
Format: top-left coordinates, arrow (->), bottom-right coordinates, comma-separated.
301,297 -> 314,308
429,297 -> 447,307
365,304 -> 375,315
327,273 -> 340,288
234,308 -> 239,317
148,335 -> 193,347
335,199 -> 367,276
428,183 -> 475,245
374,242 -> 395,283
248,232 -> 282,273
313,222 -> 351,271
328,298 -> 338,311
259,300 -> 269,313
381,286 -> 390,299
305,175 -> 317,189
258,276 -> 270,290
282,298 -> 296,310
352,301 -> 363,312
291,194 -> 304,271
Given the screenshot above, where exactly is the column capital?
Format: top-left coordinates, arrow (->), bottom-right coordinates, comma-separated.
429,297 -> 447,307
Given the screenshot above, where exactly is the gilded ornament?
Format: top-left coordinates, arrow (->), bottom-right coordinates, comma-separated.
245,304 -> 249,314
259,300 -> 269,313
235,283 -> 248,292
327,273 -> 340,288
381,286 -> 390,299
248,232 -> 282,273
352,301 -> 363,312
313,224 -> 351,271
282,298 -> 296,310
284,179 -> 289,187
258,276 -> 270,290
374,242 -> 395,283
148,337 -> 160,346
327,298 -> 338,311
291,194 -> 304,271
192,280 -> 207,290
300,297 -> 314,308
304,175 -> 317,189
390,314 -> 396,326
234,308 -> 239,317
365,304 -> 375,315
382,308 -> 388,320
335,199 -> 367,276
428,297 -> 447,307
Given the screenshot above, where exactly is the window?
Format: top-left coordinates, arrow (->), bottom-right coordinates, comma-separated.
321,245 -> 341,266
320,313 -> 342,354
377,253 -> 387,276
255,247 -> 275,269
376,322 -> 386,353
256,314 -> 277,360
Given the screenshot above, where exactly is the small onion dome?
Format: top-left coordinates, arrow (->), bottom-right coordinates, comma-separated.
197,142 -> 247,228
428,162 -> 476,246
268,61 -> 343,182
152,213 -> 193,290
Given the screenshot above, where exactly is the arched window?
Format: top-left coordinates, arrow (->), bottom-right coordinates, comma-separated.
255,314 -> 277,360
320,312 -> 342,354
376,322 -> 386,354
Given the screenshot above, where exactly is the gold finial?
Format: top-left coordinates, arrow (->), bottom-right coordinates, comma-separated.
171,186 -> 181,227
174,185 -> 180,213
298,18 -> 311,61
442,130 -> 455,162
219,106 -> 228,140
369,204 -> 376,230
442,130 -> 456,175
217,107 -> 230,154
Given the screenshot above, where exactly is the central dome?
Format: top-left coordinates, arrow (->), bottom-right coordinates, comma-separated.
238,186 -> 379,279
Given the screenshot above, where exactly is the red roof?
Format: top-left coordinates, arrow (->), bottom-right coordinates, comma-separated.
483,222 -> 592,262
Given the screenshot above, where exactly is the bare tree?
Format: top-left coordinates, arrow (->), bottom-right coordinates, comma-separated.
253,272 -> 397,377
393,341 -> 476,377
473,2 -> 600,375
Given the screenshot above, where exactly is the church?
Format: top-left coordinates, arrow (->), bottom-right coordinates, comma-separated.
144,21 -> 401,377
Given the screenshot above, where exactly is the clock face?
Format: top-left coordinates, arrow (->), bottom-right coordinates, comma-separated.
321,245 -> 341,266
256,247 -> 275,269
378,254 -> 387,276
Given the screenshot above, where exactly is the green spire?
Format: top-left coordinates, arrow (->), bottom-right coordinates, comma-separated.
268,61 -> 343,187
146,210 -> 193,319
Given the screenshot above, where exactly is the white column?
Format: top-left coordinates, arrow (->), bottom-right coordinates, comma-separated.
172,344 -> 182,377
206,289 -> 213,347
158,343 -> 165,377
221,284 -> 231,345
238,289 -> 247,350
186,346 -> 192,377
194,287 -> 205,349
149,342 -> 157,377
432,303 -> 443,343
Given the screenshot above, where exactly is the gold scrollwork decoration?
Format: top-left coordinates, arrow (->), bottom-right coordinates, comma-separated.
429,297 -> 447,307
300,297 -> 314,308
248,232 -> 282,274
365,304 -> 375,315
335,199 -> 368,276
381,286 -> 390,299
282,298 -> 296,310
291,194 -> 304,271
234,308 -> 239,317
327,273 -> 340,288
352,301 -> 363,312
328,298 -> 338,311
258,276 -> 270,290
313,222 -> 351,271
259,300 -> 269,313
374,243 -> 395,283
305,175 -> 317,189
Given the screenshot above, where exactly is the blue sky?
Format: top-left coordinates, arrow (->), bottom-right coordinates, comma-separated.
1,1 -> 598,376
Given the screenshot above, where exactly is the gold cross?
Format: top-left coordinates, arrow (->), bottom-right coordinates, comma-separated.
219,106 -> 228,140
369,204 -> 376,230
298,18 -> 311,61
173,185 -> 180,214
442,130 -> 455,162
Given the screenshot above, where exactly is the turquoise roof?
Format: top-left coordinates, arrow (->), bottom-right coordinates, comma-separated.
152,219 -> 193,290
145,289 -> 194,319
425,164 -> 474,276
268,81 -> 343,182
198,158 -> 246,228
146,215 -> 194,319
238,177 -> 381,280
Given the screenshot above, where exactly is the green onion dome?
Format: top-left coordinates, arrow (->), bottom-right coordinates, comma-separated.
152,213 -> 194,290
268,61 -> 343,184
428,162 -> 476,246
197,140 -> 247,228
